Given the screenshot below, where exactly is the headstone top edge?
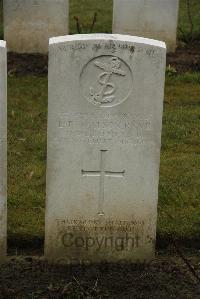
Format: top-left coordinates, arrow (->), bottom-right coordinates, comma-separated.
49,34 -> 166,49
0,40 -> 6,48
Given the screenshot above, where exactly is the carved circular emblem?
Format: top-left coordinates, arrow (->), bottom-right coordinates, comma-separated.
80,55 -> 133,108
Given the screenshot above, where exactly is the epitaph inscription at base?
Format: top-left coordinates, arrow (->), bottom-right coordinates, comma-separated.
45,34 -> 166,264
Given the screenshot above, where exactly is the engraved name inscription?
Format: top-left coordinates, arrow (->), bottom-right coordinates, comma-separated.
56,112 -> 152,145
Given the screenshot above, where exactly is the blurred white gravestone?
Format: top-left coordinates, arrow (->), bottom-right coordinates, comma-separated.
113,0 -> 179,52
0,41 -> 7,263
3,0 -> 69,53
45,34 -> 166,264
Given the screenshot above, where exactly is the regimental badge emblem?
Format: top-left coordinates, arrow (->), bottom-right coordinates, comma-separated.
80,55 -> 133,107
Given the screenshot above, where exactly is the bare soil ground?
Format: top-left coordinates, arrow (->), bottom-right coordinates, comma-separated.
0,254 -> 199,299
167,41 -> 200,73
7,42 -> 200,76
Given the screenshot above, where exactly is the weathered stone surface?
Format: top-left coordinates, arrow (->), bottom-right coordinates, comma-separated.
113,0 -> 179,52
0,40 -> 7,263
3,0 -> 69,53
45,34 -> 166,264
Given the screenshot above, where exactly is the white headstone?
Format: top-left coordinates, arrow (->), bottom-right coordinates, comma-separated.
0,41 -> 7,263
45,34 -> 166,264
3,0 -> 69,53
113,0 -> 179,52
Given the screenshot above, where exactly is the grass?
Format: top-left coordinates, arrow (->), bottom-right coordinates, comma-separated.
7,73 -> 200,249
158,74 -> 200,241
0,0 -> 3,39
69,0 -> 113,34
8,76 -> 47,246
178,0 -> 200,42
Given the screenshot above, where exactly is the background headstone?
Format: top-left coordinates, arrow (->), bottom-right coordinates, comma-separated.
112,0 -> 179,52
0,40 -> 7,263
3,0 -> 69,53
45,34 -> 166,264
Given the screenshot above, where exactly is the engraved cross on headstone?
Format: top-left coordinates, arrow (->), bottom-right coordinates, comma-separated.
82,150 -> 125,216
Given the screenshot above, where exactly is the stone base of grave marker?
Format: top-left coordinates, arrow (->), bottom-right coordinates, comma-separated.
0,40 -> 7,263
45,34 -> 166,264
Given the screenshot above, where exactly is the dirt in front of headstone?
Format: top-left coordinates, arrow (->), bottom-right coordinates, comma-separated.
7,52 -> 48,76
0,253 -> 199,299
167,40 -> 200,73
7,41 -> 200,76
